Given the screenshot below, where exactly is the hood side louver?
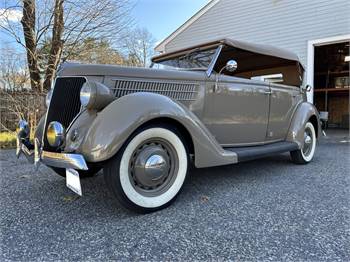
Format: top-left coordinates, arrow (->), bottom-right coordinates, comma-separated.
112,79 -> 199,101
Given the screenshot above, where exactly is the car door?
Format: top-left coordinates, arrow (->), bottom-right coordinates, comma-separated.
266,83 -> 302,141
202,75 -> 270,146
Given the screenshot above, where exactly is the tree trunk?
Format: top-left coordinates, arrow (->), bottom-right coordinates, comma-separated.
43,0 -> 64,91
21,0 -> 42,92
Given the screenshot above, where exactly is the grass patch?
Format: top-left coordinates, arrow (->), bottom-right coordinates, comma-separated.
0,132 -> 17,149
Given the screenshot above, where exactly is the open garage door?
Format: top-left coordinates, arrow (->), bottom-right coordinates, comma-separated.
314,41 -> 349,129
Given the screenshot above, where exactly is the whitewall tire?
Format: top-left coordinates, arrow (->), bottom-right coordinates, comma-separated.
290,122 -> 316,164
104,125 -> 188,213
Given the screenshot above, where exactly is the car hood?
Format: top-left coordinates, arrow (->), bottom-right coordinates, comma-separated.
57,63 -> 207,82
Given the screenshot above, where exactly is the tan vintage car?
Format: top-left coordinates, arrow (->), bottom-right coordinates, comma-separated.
16,39 -> 320,213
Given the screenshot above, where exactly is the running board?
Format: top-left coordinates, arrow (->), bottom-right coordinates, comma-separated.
225,142 -> 299,162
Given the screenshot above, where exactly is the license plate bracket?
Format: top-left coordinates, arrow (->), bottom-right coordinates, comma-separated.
66,168 -> 82,196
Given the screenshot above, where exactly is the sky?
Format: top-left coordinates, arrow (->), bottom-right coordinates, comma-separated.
130,0 -> 210,43
0,0 -> 210,50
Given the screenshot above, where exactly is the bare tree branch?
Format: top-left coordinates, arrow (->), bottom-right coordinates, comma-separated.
1,0 -> 132,93
43,0 -> 64,91
21,0 -> 42,92
123,27 -> 156,67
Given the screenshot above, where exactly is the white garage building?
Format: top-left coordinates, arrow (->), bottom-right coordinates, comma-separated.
155,0 -> 350,128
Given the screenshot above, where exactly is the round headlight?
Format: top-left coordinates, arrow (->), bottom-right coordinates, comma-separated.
47,121 -> 65,147
79,81 -> 114,110
80,83 -> 92,107
46,89 -> 53,107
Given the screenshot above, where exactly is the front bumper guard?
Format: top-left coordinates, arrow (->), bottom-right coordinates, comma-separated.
16,136 -> 88,171
41,151 -> 88,170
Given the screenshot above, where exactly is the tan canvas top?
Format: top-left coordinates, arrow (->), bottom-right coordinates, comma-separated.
152,38 -> 303,69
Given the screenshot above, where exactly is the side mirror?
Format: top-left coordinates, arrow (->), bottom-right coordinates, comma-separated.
214,60 -> 238,92
225,60 -> 238,72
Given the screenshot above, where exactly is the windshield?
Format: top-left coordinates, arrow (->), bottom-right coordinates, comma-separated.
151,48 -> 217,70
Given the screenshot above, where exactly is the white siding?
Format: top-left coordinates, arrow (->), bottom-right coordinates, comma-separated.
164,0 -> 350,68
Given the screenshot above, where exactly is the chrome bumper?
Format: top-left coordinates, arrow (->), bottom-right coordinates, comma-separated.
41,151 -> 88,170
16,136 -> 88,171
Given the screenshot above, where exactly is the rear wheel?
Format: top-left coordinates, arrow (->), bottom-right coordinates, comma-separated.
290,122 -> 316,164
104,125 -> 188,213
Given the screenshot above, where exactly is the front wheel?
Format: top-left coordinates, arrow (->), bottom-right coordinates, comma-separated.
104,125 -> 188,213
290,122 -> 316,164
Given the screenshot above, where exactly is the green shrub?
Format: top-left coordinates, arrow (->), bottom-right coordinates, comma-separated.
0,132 -> 17,149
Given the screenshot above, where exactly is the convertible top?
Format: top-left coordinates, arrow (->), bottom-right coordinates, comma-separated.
152,38 -> 304,86
152,38 -> 303,67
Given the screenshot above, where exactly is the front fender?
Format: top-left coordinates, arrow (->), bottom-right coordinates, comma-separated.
286,102 -> 320,148
79,92 -> 236,167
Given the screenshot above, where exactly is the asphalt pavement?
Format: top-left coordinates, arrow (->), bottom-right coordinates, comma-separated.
0,130 -> 349,261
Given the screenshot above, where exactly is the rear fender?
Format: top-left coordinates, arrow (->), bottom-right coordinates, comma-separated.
286,102 -> 320,148
79,92 -> 236,168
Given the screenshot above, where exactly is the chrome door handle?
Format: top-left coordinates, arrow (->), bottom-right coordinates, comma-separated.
262,90 -> 272,95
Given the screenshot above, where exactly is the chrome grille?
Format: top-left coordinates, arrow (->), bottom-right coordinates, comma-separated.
43,77 -> 85,151
112,79 -> 199,101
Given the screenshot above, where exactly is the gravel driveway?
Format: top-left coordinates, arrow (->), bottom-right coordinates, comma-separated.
1,131 -> 349,261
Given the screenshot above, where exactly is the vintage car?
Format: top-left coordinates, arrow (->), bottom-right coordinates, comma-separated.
16,39 -> 320,213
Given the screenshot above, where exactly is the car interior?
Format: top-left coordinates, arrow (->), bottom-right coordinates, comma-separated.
213,45 -> 304,87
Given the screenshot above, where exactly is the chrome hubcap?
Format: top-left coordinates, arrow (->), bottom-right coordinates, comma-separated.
305,135 -> 312,145
302,128 -> 313,156
144,154 -> 167,180
129,139 -> 178,197
132,145 -> 170,188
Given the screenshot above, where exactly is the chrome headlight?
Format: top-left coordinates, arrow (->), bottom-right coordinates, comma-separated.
80,83 -> 92,107
46,89 -> 53,107
47,121 -> 65,147
79,81 -> 114,110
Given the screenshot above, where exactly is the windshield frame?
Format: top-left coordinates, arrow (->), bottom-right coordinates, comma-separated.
151,44 -> 223,77
206,45 -> 222,77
